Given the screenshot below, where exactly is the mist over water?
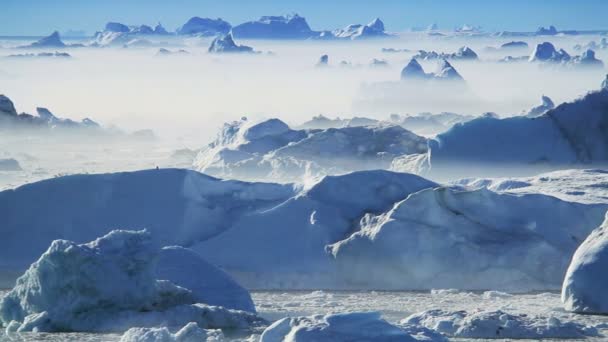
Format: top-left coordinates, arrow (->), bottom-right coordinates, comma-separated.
0,33 -> 605,147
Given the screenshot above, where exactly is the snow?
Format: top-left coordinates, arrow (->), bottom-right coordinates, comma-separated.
157,246 -> 256,313
0,230 -> 265,333
208,34 -> 254,54
260,312 -> 446,342
231,14 -> 314,40
403,309 -> 598,339
120,323 -> 223,342
329,186 -> 608,291
177,17 -> 231,36
434,59 -> 464,80
562,212 -> 608,314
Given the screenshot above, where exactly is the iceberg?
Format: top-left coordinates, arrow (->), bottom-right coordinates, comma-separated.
524,95 -> 555,117
329,186 -> 607,291
562,212 -> 608,314
177,17 -> 231,36
500,41 -> 528,49
21,31 -> 66,48
570,49 -> 604,68
401,58 -> 465,82
427,84 -> 608,177
0,158 -> 22,171
231,14 -> 314,39
194,118 -> 428,182
157,246 -> 256,312
260,312 -> 446,342
105,22 -> 130,33
0,230 -> 264,333
414,46 -> 478,61
316,54 -> 329,67
529,42 -> 570,62
536,25 -> 558,36
0,95 -> 17,116
332,18 -> 389,40
403,309 -> 597,338
208,34 -> 254,53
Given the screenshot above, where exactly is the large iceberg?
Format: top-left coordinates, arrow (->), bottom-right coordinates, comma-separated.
157,246 -> 256,312
193,118 -> 428,182
231,14 -> 314,39
21,31 -> 66,48
177,17 -> 231,36
331,18 -> 389,40
403,309 -> 597,339
529,42 -> 570,63
427,84 -> 608,177
260,312 -> 446,342
208,34 -> 254,54
401,58 -> 465,82
328,186 -> 607,291
562,212 -> 608,314
0,230 -> 264,333
413,46 -> 478,61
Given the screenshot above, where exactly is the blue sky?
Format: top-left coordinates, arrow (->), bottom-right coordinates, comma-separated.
1,0 -> 606,36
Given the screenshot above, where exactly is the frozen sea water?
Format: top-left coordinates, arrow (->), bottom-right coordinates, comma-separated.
2,290 -> 608,341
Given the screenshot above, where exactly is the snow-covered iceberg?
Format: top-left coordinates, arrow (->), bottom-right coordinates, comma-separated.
403,309 -> 598,338
0,230 -> 264,333
427,85 -> 608,177
328,186 -> 608,291
177,17 -> 231,36
331,18 -> 389,40
193,118 -> 428,182
529,42 -> 570,63
260,312 -> 446,342
562,212 -> 608,314
208,34 -> 254,54
231,14 -> 314,39
120,322 -> 223,342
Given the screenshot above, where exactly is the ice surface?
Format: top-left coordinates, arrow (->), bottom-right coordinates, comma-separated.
0,230 -> 264,333
403,309 -> 598,338
260,312 -> 446,342
562,212 -> 608,314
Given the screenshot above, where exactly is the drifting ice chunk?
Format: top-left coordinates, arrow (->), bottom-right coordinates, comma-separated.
562,212 -> 608,314
120,322 -> 224,342
0,230 -> 263,332
260,312 -> 446,342
403,309 -> 597,338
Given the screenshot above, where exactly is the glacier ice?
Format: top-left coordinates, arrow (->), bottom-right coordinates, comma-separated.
208,34 -> 254,54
